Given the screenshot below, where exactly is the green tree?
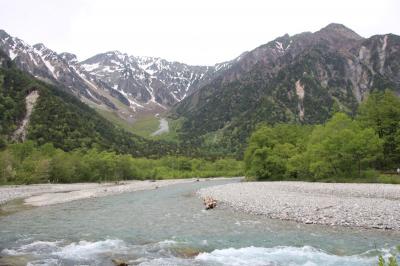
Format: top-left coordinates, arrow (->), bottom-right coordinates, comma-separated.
49,151 -> 76,183
306,113 -> 383,180
244,124 -> 310,180
357,90 -> 400,169
10,141 -> 36,163
0,150 -> 15,183
0,136 -> 6,150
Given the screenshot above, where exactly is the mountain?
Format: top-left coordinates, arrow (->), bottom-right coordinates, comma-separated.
81,51 -> 217,109
2,24 -> 399,156
172,23 -> 400,154
0,30 -> 122,110
0,50 -> 175,156
0,30 -> 227,121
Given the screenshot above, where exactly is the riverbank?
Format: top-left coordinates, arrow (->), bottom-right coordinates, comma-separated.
0,178 -> 228,207
2,178 -> 398,266
198,181 -> 400,230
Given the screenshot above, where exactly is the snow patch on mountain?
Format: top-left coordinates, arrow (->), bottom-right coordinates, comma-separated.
80,51 -> 221,107
0,29 -> 235,116
9,49 -> 17,60
82,63 -> 100,72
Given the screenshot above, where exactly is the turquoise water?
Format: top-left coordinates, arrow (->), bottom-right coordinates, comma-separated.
0,179 -> 399,265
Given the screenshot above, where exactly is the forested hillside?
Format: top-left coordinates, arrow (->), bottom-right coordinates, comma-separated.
172,25 -> 400,156
0,50 -> 175,157
0,50 -> 245,184
1,23 -> 399,184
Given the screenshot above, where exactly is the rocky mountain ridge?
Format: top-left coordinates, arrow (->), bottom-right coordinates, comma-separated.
0,30 -> 231,119
80,51 -> 218,108
1,24 -> 399,147
172,23 -> 400,153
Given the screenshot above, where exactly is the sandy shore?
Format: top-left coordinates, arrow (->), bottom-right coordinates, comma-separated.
198,181 -> 400,230
0,178 -> 212,207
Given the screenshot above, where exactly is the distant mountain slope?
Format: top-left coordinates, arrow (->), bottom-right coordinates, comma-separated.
81,51 -> 215,108
0,30 -> 120,110
0,50 -> 175,156
172,24 -> 400,154
2,24 -> 399,155
0,30 -> 231,121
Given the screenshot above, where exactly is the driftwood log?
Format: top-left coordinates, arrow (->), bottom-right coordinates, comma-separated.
203,196 -> 217,210
112,258 -> 128,266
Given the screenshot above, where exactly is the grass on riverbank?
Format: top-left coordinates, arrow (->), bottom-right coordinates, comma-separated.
374,174 -> 400,184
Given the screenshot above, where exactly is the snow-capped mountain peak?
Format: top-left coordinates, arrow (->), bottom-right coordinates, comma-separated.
0,29 -> 232,118
80,51 -> 220,107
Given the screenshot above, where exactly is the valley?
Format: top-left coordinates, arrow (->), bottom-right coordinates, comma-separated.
1,23 -> 399,188
2,24 -> 399,146
1,19 -> 400,266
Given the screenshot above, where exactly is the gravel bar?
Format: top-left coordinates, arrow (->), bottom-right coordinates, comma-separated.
0,178 -> 225,207
198,181 -> 400,230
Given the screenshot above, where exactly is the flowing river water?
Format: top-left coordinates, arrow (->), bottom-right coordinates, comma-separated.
0,179 -> 399,265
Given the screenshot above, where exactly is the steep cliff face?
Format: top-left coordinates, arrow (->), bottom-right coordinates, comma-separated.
172,24 -> 400,152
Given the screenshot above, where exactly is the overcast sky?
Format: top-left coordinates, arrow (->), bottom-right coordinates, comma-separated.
1,0 -> 399,65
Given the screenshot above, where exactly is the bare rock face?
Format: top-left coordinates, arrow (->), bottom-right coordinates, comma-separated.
295,80 -> 305,120
12,90 -> 39,141
314,23 -> 364,50
0,29 -> 226,116
80,51 -> 217,107
172,24 -> 400,151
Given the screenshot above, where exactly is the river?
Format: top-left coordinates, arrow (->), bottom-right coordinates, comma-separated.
0,179 -> 399,265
